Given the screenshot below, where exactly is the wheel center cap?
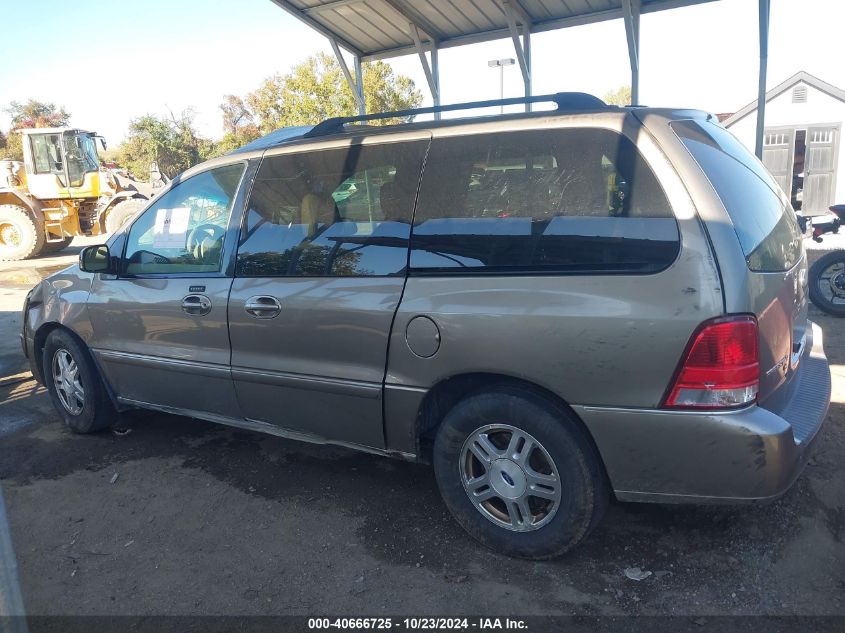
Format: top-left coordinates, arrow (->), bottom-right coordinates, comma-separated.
490,458 -> 527,499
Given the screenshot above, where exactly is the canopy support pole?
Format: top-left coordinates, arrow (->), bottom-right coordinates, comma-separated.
523,29 -> 531,110
755,0 -> 770,159
354,55 -> 365,116
331,39 -> 365,115
431,44 -> 441,120
622,0 -> 640,105
410,23 -> 441,119
504,0 -> 532,111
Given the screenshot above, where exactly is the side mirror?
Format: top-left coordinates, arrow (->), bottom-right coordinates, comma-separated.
79,245 -> 114,274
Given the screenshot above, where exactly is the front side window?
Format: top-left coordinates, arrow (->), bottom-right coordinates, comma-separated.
236,140 -> 428,277
409,129 -> 678,274
123,163 -> 245,275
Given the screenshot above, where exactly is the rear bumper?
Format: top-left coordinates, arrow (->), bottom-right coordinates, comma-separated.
575,321 -> 831,504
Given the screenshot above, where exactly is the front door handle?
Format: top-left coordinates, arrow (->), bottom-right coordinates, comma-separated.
244,295 -> 281,319
181,294 -> 212,316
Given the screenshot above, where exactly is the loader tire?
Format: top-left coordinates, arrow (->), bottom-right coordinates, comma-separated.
41,237 -> 74,253
105,199 -> 146,235
0,204 -> 45,261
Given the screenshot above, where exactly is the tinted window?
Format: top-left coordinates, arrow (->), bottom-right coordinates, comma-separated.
409,129 -> 677,274
672,120 -> 802,272
236,141 -> 427,277
123,163 -> 244,275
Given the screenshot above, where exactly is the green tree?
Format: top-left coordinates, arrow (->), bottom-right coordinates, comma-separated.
245,52 -> 422,133
1,99 -> 71,160
221,94 -> 255,134
116,110 -> 212,180
6,99 -> 70,128
602,85 -> 632,106
213,95 -> 261,156
0,134 -> 22,161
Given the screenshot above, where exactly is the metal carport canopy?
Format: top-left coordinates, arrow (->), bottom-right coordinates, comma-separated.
268,0 -> 772,157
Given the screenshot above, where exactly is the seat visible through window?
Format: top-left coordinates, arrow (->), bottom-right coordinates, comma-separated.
409,128 -> 678,273
236,140 -> 429,277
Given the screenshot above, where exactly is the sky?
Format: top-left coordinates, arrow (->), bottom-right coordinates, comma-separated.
0,0 -> 841,145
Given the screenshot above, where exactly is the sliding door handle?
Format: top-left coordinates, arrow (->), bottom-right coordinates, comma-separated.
244,295 -> 282,319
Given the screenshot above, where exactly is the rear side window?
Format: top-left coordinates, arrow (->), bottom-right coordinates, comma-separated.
409,128 -> 678,274
671,120 -> 802,272
236,141 -> 427,277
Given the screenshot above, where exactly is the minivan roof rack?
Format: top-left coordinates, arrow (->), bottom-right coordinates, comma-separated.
303,92 -> 608,138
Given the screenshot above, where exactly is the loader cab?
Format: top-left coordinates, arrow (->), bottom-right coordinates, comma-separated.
21,128 -> 108,200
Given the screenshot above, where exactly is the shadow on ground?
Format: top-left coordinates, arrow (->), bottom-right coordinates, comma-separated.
1,360 -> 842,616
0,244 -> 841,616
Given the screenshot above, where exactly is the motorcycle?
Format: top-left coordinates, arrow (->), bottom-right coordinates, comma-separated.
807,204 -> 845,316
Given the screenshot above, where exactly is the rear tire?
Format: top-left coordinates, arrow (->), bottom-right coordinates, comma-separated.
104,198 -> 146,234
433,385 -> 608,560
0,204 -> 44,261
42,329 -> 116,434
41,236 -> 74,253
809,250 -> 845,317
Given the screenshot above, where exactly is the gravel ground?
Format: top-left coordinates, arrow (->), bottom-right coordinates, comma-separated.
0,240 -> 842,620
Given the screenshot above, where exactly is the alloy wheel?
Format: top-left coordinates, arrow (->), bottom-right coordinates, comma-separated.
459,424 -> 562,532
52,348 -> 85,415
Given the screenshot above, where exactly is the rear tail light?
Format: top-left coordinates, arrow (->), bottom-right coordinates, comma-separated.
663,315 -> 759,409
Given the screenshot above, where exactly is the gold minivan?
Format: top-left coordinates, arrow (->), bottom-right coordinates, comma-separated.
23,93 -> 831,559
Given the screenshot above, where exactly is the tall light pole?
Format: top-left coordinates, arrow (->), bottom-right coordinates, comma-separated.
488,58 -> 515,113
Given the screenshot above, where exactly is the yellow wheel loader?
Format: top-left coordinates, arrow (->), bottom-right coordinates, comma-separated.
0,128 -> 149,260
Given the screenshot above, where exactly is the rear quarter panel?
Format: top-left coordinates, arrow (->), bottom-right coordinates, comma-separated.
385,114 -> 724,453
639,113 -> 807,399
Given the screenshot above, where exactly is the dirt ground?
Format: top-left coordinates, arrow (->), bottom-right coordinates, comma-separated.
0,239 -> 843,619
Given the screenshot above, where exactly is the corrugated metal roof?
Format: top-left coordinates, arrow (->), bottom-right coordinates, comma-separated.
270,0 -> 716,61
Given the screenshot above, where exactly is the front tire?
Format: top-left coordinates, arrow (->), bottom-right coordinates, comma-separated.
433,386 -> 608,560
43,329 -> 116,434
809,250 -> 845,317
0,204 -> 45,261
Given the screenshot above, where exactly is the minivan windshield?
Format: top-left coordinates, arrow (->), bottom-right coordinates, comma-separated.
672,120 -> 802,272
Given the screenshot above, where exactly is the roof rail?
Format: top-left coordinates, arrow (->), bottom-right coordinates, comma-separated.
303,92 -> 607,138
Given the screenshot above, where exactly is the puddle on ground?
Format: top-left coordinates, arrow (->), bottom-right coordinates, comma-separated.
0,263 -> 71,289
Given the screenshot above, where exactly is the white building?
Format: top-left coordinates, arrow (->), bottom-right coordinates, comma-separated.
724,71 -> 844,216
